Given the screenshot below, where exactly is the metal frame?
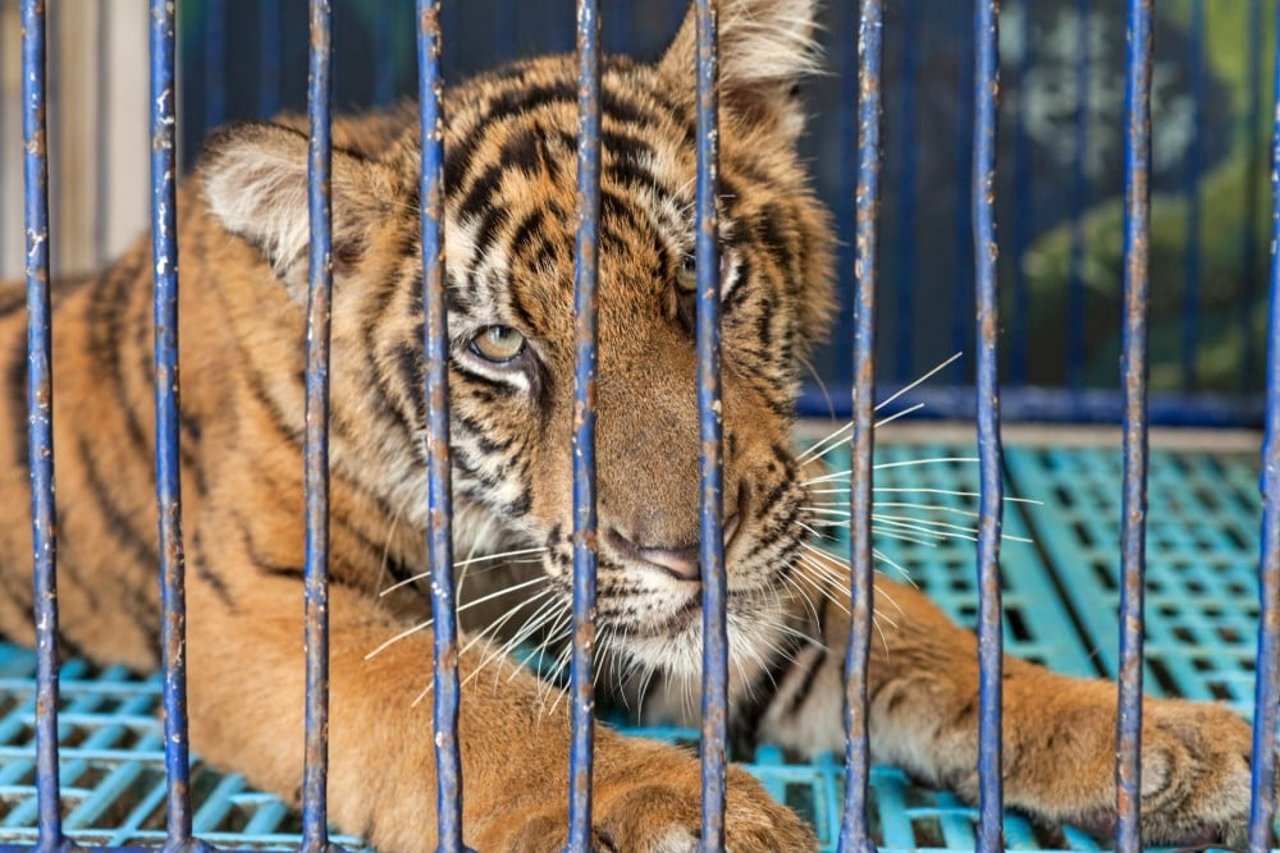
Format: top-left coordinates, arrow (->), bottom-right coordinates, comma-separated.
8,0 -> 1280,851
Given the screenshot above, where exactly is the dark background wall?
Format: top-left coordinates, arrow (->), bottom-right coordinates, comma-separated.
178,0 -> 1273,423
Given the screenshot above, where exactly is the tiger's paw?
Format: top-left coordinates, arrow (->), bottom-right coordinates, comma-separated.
1055,699 -> 1271,848
491,763 -> 816,852
1129,699 -> 1268,847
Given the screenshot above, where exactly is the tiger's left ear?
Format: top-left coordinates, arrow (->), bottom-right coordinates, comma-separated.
658,0 -> 820,143
197,121 -> 404,297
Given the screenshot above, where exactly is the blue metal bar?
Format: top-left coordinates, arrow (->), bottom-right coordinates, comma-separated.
204,0 -> 227,135
149,0 -> 197,844
417,3 -> 464,849
374,0 -> 396,106
695,0 -> 727,845
1115,2 -> 1153,849
259,0 -> 282,119
567,0 -> 602,846
21,0 -> 62,845
972,1 -> 1003,848
1244,0 -> 1264,390
1066,0 -> 1090,392
1009,0 -> 1034,386
840,2 -> 881,851
1247,7 -> 1280,843
1181,0 -> 1206,393
302,0 -> 333,848
892,0 -> 918,384
950,2 -> 975,386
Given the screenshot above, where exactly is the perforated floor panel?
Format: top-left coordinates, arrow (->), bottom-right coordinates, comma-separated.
0,440 -> 1269,850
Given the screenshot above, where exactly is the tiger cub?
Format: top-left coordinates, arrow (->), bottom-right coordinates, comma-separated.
0,0 -> 1263,848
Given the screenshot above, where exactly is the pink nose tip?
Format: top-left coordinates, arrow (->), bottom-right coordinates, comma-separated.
608,512 -> 741,582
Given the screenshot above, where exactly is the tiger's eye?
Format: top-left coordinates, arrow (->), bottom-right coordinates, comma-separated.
470,325 -> 526,363
676,255 -> 697,293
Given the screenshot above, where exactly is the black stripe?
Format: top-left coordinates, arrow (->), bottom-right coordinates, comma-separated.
392,341 -> 427,426
363,273 -> 420,446
454,412 -> 516,454
85,256 -> 153,466
78,436 -> 158,577
787,643 -> 829,715
729,632 -> 808,753
0,290 -> 24,319
191,527 -> 237,610
508,209 -> 546,262
447,78 -> 672,206
0,568 -> 35,637
471,205 -> 511,260
6,330 -> 27,468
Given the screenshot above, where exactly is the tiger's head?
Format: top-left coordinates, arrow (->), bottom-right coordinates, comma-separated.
198,0 -> 835,682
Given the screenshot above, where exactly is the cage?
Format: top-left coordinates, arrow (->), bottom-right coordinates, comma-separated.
0,0 -> 1275,851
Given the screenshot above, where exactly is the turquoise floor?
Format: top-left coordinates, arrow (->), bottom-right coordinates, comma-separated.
0,441 -> 1268,850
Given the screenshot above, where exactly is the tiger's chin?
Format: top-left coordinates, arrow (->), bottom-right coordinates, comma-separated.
618,588 -> 811,688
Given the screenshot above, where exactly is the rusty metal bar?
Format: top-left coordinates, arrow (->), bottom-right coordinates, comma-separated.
1247,4 -> 1280,844
21,0 -> 63,845
972,0 -> 1004,848
301,0 -> 334,848
1114,1 -> 1153,849
416,2 -> 465,849
694,0 -> 727,847
840,1 -> 882,851
149,0 -> 198,843
567,0 -> 602,847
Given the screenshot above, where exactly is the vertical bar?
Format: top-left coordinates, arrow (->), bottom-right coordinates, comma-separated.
21,0 -> 62,845
1009,0 -> 1033,386
1180,0 -> 1205,393
150,0 -> 196,844
840,2 -> 881,851
94,1 -> 110,266
417,3 -> 464,849
972,1 -> 1004,849
566,0 -> 601,848
1246,6 -> 1280,843
374,0 -> 396,106
694,0 -> 726,848
1244,0 -> 1263,390
259,0 -> 282,120
1066,0 -> 1090,392
204,0 -> 226,135
301,0 -> 333,848
1115,1 -> 1153,849
950,2 -> 975,385
892,0 -> 917,384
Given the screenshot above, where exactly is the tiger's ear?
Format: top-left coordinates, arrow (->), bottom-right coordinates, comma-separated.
658,0 -> 820,142
198,121 -> 401,294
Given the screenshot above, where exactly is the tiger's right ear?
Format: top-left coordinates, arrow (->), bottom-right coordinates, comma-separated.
198,121 -> 401,295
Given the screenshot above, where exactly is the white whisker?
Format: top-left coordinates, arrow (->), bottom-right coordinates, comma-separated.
876,351 -> 964,411
803,457 -> 980,485
810,485 -> 1042,506
872,548 -> 917,586
379,546 -> 550,596
797,353 -> 962,464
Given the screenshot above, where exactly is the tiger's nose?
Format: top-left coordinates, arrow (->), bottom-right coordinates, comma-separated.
607,509 -> 742,582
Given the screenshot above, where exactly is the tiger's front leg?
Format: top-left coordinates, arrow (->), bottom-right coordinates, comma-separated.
185,568 -> 814,852
760,575 -> 1266,846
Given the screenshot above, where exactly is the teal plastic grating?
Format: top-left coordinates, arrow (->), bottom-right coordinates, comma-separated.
0,441 -> 1268,850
